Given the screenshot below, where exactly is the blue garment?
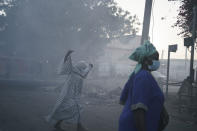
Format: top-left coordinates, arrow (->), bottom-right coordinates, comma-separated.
119,70 -> 164,131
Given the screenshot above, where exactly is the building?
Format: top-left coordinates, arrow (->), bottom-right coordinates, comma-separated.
97,35 -> 141,77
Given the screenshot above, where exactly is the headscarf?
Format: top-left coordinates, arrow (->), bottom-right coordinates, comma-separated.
74,61 -> 91,78
129,41 -> 157,74
75,61 -> 88,71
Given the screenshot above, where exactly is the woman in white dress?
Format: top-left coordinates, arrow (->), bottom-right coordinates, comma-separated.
45,50 -> 93,131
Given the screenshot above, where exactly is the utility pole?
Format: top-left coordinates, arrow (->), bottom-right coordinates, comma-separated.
166,48 -> 170,96
189,6 -> 197,82
140,0 -> 153,45
185,48 -> 188,77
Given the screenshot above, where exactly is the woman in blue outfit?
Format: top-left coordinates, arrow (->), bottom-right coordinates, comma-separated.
119,41 -> 165,131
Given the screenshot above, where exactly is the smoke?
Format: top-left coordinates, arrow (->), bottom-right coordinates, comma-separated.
0,0 -> 110,76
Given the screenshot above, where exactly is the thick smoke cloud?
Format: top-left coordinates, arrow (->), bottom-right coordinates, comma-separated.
0,0 -> 139,77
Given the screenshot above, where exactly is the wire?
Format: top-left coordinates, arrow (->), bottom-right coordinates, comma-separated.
151,0 -> 155,43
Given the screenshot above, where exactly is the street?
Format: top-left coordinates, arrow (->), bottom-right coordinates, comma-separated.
0,84 -> 197,131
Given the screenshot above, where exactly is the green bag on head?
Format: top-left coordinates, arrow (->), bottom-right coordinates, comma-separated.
129,41 -> 157,74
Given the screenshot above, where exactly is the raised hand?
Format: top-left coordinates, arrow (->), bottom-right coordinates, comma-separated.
64,50 -> 74,62
67,50 -> 74,55
89,63 -> 93,68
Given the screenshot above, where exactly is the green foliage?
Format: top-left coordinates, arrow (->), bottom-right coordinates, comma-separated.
0,0 -> 140,63
0,0 -> 16,30
175,0 -> 197,37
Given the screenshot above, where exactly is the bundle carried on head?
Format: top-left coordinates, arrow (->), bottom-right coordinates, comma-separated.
129,41 -> 157,74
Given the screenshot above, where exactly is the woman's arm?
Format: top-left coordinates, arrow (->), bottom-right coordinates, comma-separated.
57,50 -> 74,75
64,50 -> 74,63
133,109 -> 146,131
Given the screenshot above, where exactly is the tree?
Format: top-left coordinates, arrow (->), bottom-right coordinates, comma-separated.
0,0 -> 140,67
0,0 -> 17,55
175,0 -> 197,38
0,0 -> 16,30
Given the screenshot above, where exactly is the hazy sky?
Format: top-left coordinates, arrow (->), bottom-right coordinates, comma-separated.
115,0 -> 197,60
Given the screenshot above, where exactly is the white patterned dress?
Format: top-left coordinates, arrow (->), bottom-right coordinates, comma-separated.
45,55 -> 92,126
